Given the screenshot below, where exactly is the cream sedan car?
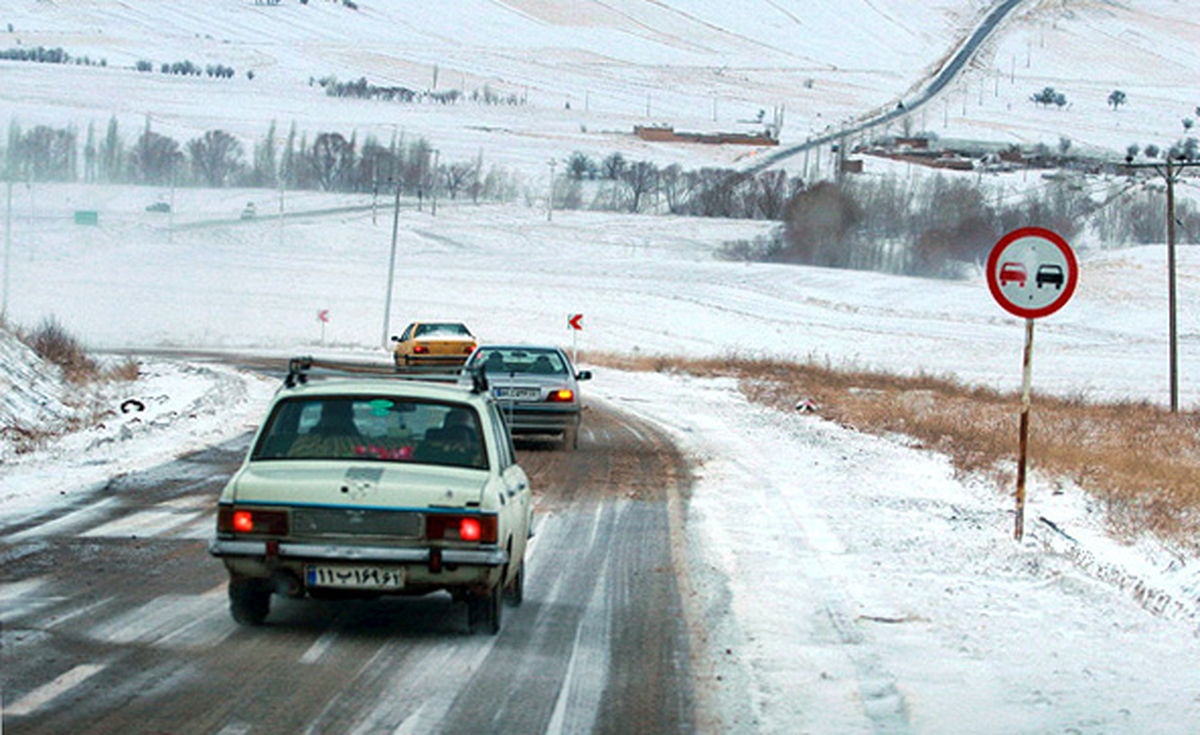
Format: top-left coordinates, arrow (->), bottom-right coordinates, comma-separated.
209,360 -> 532,634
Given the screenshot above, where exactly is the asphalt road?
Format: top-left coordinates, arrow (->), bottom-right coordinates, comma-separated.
1,399 -> 695,734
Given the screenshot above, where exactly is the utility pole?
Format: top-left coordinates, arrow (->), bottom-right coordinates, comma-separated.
278,169 -> 285,250
381,178 -> 402,349
2,180 -> 11,322
1124,155 -> 1200,412
371,159 -> 379,225
1166,157 -> 1179,413
167,164 -> 176,244
431,149 -> 439,217
547,159 -> 556,222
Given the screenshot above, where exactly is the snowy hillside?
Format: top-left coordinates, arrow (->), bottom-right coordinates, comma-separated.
6,0 -> 1193,176
0,328 -> 77,434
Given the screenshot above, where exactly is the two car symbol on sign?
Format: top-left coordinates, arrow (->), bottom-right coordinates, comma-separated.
999,262 -> 1064,291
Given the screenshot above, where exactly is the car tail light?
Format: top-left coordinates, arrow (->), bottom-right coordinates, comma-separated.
463,345 -> 474,354
459,518 -> 482,541
426,513 -> 497,543
413,345 -> 429,354
218,507 -> 289,535
547,389 -> 575,403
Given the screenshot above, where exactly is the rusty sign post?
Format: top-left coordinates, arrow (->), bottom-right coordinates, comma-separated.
1014,317 -> 1034,540
986,227 -> 1077,541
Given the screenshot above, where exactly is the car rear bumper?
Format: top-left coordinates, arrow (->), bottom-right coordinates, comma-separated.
396,354 -> 470,365
209,538 -> 508,567
499,404 -> 580,434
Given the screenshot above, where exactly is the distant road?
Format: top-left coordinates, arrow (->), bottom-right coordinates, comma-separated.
744,0 -> 1027,173
173,203 -> 378,230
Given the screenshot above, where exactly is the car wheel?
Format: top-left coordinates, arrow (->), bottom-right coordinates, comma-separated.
562,425 -> 578,451
504,561 -> 524,607
229,575 -> 271,626
467,585 -> 502,635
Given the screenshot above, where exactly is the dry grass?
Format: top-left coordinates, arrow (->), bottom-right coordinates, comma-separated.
587,351 -> 1200,548
102,357 -> 140,382
21,317 -> 99,383
11,317 -> 139,385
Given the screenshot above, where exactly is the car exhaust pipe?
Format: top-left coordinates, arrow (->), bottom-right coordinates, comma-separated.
270,570 -> 303,597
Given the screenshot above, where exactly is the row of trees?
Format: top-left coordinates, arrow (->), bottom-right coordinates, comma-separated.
316,76 -> 525,107
136,60 -> 238,78
0,119 -> 522,203
0,45 -> 107,67
556,151 -> 804,219
723,173 -> 1200,279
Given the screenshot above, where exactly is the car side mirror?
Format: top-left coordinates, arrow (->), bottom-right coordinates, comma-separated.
576,370 -> 592,381
390,335 -> 401,342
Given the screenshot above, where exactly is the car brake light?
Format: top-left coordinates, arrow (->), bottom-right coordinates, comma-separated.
233,511 -> 254,532
463,345 -> 473,354
218,507 -> 289,535
548,389 -> 574,402
413,345 -> 429,354
460,518 -> 482,541
426,514 -> 497,543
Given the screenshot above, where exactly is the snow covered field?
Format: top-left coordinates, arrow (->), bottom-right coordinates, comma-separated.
4,0 -> 1200,731
4,179 -> 1200,730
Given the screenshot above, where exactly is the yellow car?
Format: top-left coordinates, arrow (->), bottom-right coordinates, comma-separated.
392,322 -> 477,368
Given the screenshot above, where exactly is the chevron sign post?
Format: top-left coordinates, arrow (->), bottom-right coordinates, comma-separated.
568,313 -> 583,366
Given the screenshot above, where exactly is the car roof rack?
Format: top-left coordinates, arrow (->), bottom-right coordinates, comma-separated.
284,356 -> 488,393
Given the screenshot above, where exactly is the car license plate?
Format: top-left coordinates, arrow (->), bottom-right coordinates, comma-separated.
305,565 -> 406,590
494,387 -> 540,400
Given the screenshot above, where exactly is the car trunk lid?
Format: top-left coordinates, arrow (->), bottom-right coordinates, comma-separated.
231,461 -> 487,510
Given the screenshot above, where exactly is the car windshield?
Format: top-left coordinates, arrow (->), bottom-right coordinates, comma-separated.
470,348 -> 567,375
252,396 -> 487,469
415,323 -> 470,338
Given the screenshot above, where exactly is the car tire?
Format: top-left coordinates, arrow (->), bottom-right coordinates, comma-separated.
468,585 -> 502,635
504,561 -> 524,607
229,576 -> 271,626
562,425 -> 578,452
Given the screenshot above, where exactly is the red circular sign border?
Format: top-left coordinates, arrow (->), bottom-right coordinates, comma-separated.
986,226 -> 1078,319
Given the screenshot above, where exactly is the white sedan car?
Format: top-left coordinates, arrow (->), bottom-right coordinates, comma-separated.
209,359 -> 532,634
462,345 -> 592,450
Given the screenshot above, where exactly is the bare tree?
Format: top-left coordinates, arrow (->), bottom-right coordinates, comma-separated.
622,160 -> 658,212
600,152 -> 626,180
309,132 -> 355,191
129,129 -> 181,185
188,130 -> 244,187
443,162 -> 477,199
17,125 -> 77,181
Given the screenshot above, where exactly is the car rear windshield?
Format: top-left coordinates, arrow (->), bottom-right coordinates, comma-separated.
252,396 -> 488,470
415,323 -> 470,338
470,348 -> 567,375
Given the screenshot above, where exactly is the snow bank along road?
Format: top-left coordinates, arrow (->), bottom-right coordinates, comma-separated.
0,393 -> 693,734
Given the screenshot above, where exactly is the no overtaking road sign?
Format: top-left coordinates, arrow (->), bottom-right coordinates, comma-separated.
986,227 -> 1077,319
986,227 -> 1077,542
